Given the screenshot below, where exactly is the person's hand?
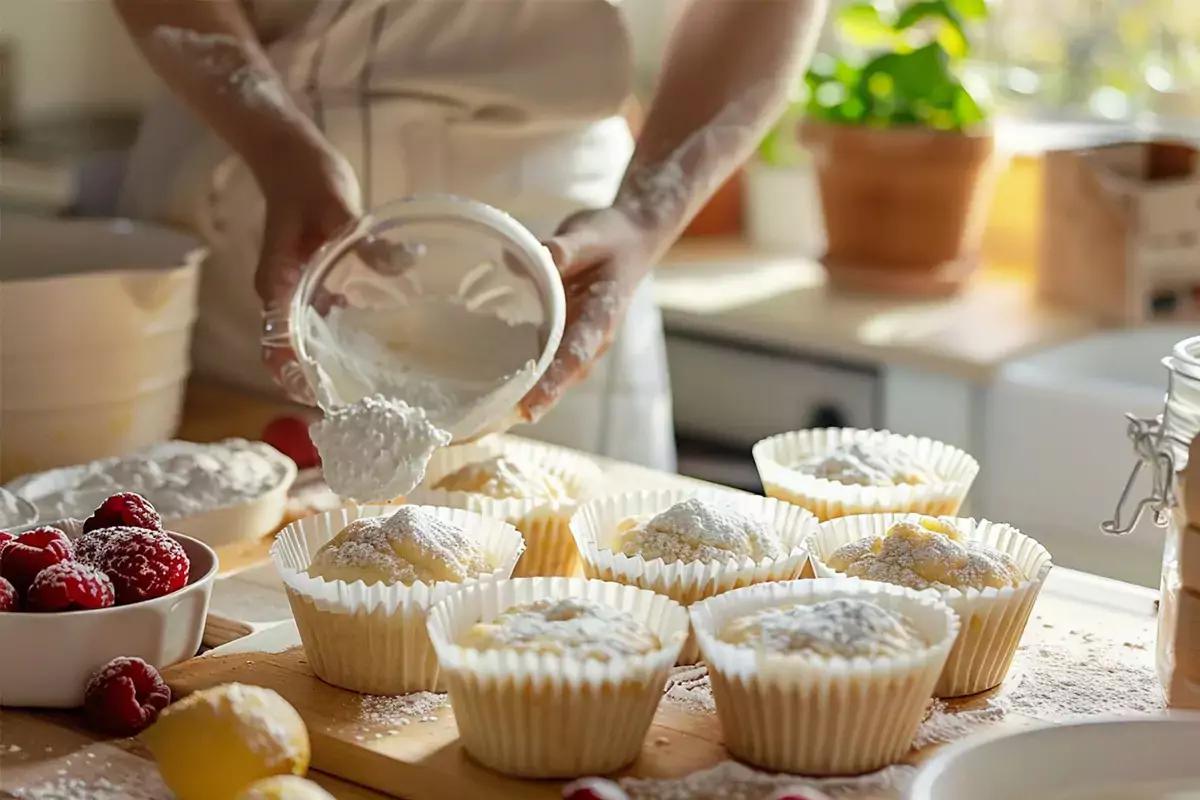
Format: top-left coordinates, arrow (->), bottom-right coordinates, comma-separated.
255,139 -> 363,404
519,206 -> 656,423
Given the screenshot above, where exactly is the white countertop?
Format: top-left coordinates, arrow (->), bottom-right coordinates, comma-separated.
656,240 -> 1102,383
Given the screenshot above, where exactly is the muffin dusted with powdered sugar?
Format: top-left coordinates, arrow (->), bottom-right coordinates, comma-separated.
796,441 -> 935,488
689,579 -> 961,776
613,497 -> 783,564
306,505 -> 491,586
569,488 -> 817,665
719,597 -> 925,659
808,513 -> 1052,698
271,504 -> 525,695
826,516 -> 1024,592
432,455 -> 570,503
459,597 -> 660,661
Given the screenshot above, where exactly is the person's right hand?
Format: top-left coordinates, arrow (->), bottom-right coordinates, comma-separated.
254,138 -> 363,404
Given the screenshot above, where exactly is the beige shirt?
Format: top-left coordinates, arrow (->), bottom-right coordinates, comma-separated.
118,0 -> 675,471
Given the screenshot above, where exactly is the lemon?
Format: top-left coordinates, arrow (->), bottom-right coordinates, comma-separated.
235,775 -> 335,799
143,683 -> 310,800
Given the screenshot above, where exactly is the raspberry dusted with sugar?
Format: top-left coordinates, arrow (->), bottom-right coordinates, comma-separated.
84,656 -> 171,736
95,529 -> 189,605
74,525 -> 133,568
0,576 -> 17,612
83,492 -> 163,535
27,561 -> 115,612
562,778 -> 629,800
769,788 -> 832,800
0,527 -> 73,594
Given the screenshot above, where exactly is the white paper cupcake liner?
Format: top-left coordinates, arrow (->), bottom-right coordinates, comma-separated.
570,488 -> 817,665
752,428 -> 980,521
271,504 -> 525,694
689,578 -> 960,776
426,577 -> 689,779
807,513 -> 1053,697
412,438 -> 604,577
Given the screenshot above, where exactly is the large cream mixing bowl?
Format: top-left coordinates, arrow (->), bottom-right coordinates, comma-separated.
283,195 -> 566,443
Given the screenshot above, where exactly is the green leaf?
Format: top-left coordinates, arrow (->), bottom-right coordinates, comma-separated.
837,2 -> 899,47
894,0 -> 969,58
948,0 -> 988,21
953,84 -> 985,128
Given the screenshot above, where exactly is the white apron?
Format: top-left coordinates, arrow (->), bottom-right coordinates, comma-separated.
117,0 -> 675,471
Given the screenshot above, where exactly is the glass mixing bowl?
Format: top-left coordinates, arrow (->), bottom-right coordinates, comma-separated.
286,195 -> 565,443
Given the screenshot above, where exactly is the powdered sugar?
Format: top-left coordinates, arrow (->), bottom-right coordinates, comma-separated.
8,439 -> 291,522
719,598 -> 923,659
461,598 -> 660,661
310,395 -> 452,502
433,455 -> 569,502
797,442 -> 934,487
616,498 -> 782,564
0,487 -> 36,529
356,692 -> 448,726
306,505 -> 489,585
9,775 -> 168,800
827,519 -> 1023,592
1000,640 -> 1163,720
663,665 -> 716,713
619,760 -> 916,800
911,698 -> 1007,749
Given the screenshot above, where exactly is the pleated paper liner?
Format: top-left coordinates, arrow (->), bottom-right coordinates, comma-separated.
752,428 -> 980,521
690,578 -> 960,776
270,504 -> 525,694
412,438 -> 604,577
807,513 -> 1053,697
569,487 -> 817,665
425,577 -> 689,779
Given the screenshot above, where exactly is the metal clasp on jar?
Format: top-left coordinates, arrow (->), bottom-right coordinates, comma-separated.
1102,413 -> 1176,536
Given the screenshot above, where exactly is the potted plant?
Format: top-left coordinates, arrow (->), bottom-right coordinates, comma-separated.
801,0 -> 996,297
743,100 -> 825,256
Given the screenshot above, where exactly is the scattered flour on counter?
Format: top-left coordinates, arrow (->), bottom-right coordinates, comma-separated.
8,439 -> 291,522
620,761 -> 916,800
662,665 -> 716,714
310,394 -> 452,501
998,641 -> 1164,720
912,698 -> 1007,749
353,692 -> 449,737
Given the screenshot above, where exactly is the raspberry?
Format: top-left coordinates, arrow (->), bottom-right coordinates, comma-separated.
262,415 -> 321,469
769,789 -> 832,800
84,656 -> 171,736
0,527 -> 73,594
27,561 -> 115,612
95,529 -> 189,605
0,576 -> 17,612
83,492 -> 163,535
562,778 -> 629,800
74,526 -> 133,568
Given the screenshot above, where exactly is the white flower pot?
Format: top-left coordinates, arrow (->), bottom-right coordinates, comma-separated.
743,159 -> 825,256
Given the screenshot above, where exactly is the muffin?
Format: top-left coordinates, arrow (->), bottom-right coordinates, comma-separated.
425,577 -> 688,778
411,438 -> 602,577
808,513 -> 1053,696
753,428 -> 979,521
271,504 -> 525,694
689,578 -> 959,775
570,488 -> 816,665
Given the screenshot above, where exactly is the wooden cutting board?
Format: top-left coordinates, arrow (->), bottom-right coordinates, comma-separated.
161,642 -> 1024,800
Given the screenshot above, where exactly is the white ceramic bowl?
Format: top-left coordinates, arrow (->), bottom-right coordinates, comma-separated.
909,715 -> 1200,800
5,441 -> 298,549
0,519 -> 219,708
0,215 -> 204,481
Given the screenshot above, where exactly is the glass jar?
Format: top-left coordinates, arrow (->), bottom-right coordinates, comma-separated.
1107,334 -> 1200,708
281,195 -> 566,443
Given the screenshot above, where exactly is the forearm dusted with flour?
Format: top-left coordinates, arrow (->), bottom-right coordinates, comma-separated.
616,0 -> 828,255
112,0 -> 322,185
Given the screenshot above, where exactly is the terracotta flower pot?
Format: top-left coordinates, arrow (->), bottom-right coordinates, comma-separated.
801,120 -> 997,298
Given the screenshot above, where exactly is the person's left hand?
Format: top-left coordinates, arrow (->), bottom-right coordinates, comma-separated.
519,206 -> 656,423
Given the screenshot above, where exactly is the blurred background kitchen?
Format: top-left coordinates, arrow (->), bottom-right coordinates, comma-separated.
3,0 -> 1200,588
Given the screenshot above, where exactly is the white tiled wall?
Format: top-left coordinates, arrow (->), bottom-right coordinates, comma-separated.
1,0 -> 678,127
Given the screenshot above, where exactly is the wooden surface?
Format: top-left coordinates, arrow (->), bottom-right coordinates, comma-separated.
657,240 -> 1100,384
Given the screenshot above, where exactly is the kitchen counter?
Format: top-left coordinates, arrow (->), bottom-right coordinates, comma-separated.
0,380 -> 1169,800
657,239 -> 1101,384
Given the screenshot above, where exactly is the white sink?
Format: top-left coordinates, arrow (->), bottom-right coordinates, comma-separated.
983,325 -> 1197,587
